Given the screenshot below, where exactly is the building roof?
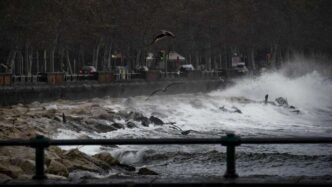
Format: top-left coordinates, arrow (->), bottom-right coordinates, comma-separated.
168,51 -> 185,60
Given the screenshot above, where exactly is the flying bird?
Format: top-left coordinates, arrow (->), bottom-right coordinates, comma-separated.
149,30 -> 175,45
145,82 -> 181,101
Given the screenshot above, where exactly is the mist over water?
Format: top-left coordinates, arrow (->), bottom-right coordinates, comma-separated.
54,57 -> 332,178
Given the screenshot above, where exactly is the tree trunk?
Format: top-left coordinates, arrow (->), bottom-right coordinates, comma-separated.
50,47 -> 55,72
250,47 -> 256,71
135,49 -> 141,69
92,48 -> 96,67
10,50 -> 17,74
36,50 -> 39,73
19,51 -> 24,75
108,43 -> 112,71
25,45 -> 29,75
219,54 -> 222,70
95,42 -> 102,70
28,48 -> 33,75
6,50 -> 16,73
189,54 -> 192,65
66,50 -> 72,74
195,53 -> 199,70
73,59 -> 76,74
60,48 -> 64,72
5,51 -> 13,73
102,45 -> 108,71
43,49 -> 47,72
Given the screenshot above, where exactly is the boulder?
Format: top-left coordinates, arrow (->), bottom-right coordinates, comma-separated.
62,149 -> 110,172
126,121 -> 137,129
137,167 -> 158,175
137,116 -> 150,127
232,106 -> 242,114
126,111 -> 143,121
92,152 -> 119,166
85,119 -> 117,132
0,163 -> 23,178
17,174 -> 32,180
11,158 -> 35,175
111,123 -> 125,129
46,159 -> 69,177
117,163 -> 136,171
149,116 -> 164,125
0,173 -> 12,180
93,123 -> 117,132
97,113 -> 121,121
275,97 -> 288,106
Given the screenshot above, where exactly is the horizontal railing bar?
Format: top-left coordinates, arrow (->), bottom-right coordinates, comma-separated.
241,137 -> 332,144
50,138 -> 222,145
0,139 -> 33,146
0,137 -> 332,146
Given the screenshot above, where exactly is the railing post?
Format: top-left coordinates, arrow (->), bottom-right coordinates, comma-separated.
30,135 -> 49,180
222,133 -> 241,178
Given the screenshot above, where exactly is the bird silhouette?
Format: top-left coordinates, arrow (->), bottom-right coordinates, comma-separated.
149,30 -> 175,46
145,82 -> 181,101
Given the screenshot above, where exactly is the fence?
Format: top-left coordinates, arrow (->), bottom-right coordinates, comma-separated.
7,70 -> 225,85
0,133 -> 331,180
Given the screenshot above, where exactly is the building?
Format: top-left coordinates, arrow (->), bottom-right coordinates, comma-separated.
146,51 -> 186,71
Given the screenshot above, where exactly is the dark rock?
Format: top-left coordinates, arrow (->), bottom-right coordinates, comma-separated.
112,123 -> 125,129
137,167 -> 158,175
85,119 -> 117,132
275,97 -> 288,106
92,152 -> 119,166
220,106 -> 242,114
98,113 -> 121,121
291,109 -> 301,114
232,106 -> 242,114
117,163 -> 136,171
10,158 -> 35,175
149,116 -> 164,125
62,149 -> 103,172
181,130 -> 192,135
46,159 -> 69,177
139,116 -> 150,127
126,121 -> 137,128
93,123 -> 117,132
127,111 -> 143,121
0,173 -> 12,180
0,163 -> 23,178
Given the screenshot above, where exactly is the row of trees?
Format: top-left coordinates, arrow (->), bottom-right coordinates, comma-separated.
0,0 -> 331,75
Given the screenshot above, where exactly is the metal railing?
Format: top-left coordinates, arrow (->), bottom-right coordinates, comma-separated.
0,133 -> 331,180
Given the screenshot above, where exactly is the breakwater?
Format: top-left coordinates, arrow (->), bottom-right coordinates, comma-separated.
0,79 -> 226,106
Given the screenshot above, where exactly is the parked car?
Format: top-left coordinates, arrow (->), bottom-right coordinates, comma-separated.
37,72 -> 48,82
79,66 -> 97,80
179,64 -> 194,72
232,62 -> 248,74
79,66 -> 97,74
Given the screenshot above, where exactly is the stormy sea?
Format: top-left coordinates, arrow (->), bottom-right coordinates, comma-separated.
47,57 -> 331,179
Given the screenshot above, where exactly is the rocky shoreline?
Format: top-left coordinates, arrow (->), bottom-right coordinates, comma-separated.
0,100 -> 163,180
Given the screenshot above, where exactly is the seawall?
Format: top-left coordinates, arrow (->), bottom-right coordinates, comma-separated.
0,79 -> 226,106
